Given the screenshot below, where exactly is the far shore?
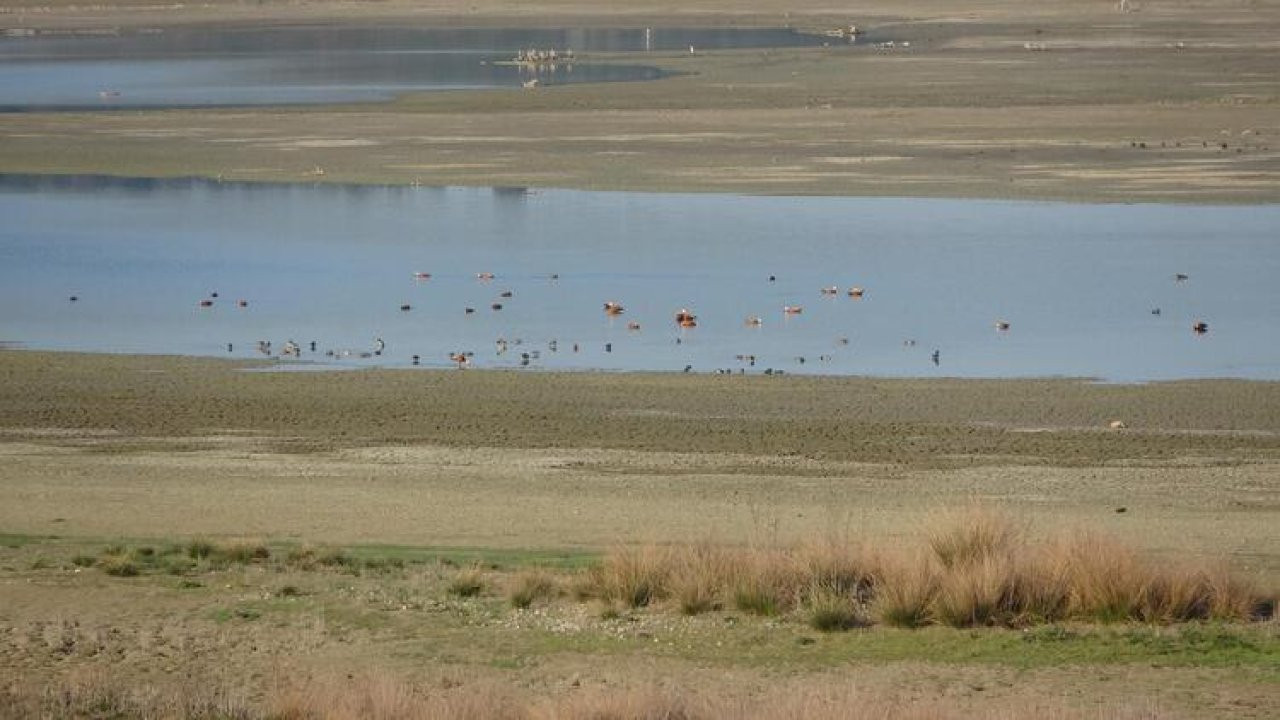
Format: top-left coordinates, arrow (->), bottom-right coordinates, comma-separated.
1,0 -> 1276,203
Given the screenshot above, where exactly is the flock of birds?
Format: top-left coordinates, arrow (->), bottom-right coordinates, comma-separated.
66,268 -> 1207,374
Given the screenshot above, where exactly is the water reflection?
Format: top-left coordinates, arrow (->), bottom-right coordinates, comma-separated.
0,26 -> 832,110
2,174 -> 1277,381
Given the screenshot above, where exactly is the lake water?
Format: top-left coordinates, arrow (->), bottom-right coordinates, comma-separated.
1,174 -> 1277,381
0,27 -> 835,110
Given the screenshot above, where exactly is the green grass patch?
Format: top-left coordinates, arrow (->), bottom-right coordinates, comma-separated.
341,544 -> 599,571
0,533 -> 52,549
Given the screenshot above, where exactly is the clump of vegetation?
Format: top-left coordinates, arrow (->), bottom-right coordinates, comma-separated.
589,545 -> 671,608
316,548 -> 354,568
567,507 -> 1273,630
805,584 -> 869,632
361,556 -> 404,572
447,566 -> 487,598
932,555 -> 1015,627
669,543 -> 731,615
215,542 -> 271,565
277,585 -> 303,598
926,506 -> 1023,569
186,539 -> 215,560
874,554 -> 937,628
731,550 -> 798,617
508,570 -> 558,609
97,554 -> 140,577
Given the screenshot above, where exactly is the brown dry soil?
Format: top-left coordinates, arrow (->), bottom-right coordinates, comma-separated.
1,0 -> 1278,202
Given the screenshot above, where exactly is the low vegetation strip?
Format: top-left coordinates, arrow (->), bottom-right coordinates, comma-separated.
574,508 -> 1275,629
46,509 -> 1279,630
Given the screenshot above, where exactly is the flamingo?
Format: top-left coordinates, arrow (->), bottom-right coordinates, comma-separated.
783,305 -> 803,315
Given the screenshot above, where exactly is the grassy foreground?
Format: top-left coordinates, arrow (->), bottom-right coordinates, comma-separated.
1,521 -> 1278,719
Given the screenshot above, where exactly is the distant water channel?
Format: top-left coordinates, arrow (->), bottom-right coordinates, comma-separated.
0,26 -> 835,110
2,174 -> 1278,381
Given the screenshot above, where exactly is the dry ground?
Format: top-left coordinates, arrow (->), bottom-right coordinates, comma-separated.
1,0 -> 1278,201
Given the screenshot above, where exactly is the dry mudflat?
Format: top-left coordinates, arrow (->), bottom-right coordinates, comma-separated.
1,351 -> 1280,563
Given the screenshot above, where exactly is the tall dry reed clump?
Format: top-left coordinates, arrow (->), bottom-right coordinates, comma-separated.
667,542 -> 735,614
584,545 -> 673,608
581,507 -> 1272,628
578,539 -> 883,621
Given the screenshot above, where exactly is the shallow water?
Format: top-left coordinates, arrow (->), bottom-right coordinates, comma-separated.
2,174 -> 1277,381
0,26 -> 832,110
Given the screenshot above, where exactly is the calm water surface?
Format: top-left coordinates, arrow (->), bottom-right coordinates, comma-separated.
0,27 -> 834,110
2,174 -> 1277,381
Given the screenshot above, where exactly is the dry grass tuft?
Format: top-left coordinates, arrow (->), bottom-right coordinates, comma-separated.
593,545 -> 672,608
577,509 -> 1268,629
730,548 -> 800,616
668,542 -> 733,615
1,670 -> 253,720
874,551 -> 938,628
447,564 -> 488,598
508,570 -> 559,609
795,539 -> 881,604
804,584 -> 870,632
933,554 -> 1017,628
1007,547 -> 1072,624
1055,531 -> 1145,622
926,505 -> 1023,569
1204,563 -> 1266,621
